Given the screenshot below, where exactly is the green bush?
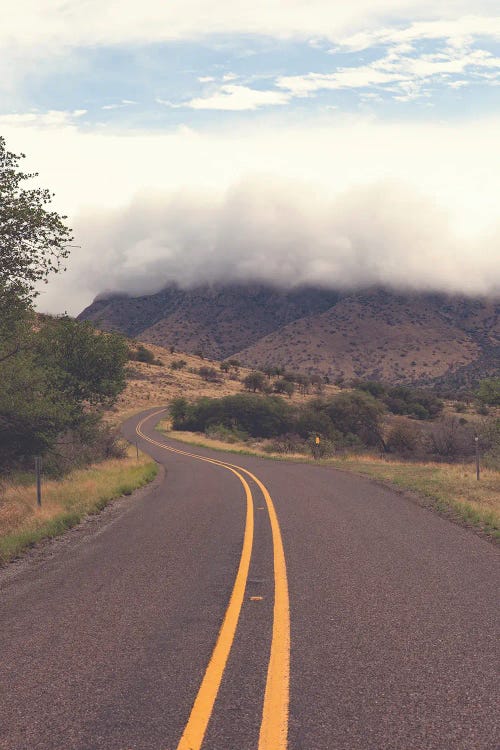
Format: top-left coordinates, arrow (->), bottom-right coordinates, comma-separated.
170,393 -> 293,438
477,378 -> 500,407
384,385 -> 442,420
129,344 -> 157,364
327,391 -> 386,449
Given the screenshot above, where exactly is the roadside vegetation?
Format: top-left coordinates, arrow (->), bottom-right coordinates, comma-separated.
0,446 -> 157,563
164,380 -> 500,538
0,135 -> 157,559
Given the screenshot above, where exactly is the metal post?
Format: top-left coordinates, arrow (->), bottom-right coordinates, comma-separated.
135,441 -> 139,460
35,456 -> 42,507
474,435 -> 480,481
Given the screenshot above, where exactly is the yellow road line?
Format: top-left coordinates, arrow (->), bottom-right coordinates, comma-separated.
136,412 -> 254,750
136,410 -> 290,750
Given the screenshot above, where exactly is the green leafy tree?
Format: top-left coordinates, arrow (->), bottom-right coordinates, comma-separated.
0,136 -> 73,301
327,391 -> 386,449
477,378 -> 500,407
243,371 -> 267,393
36,317 -> 128,408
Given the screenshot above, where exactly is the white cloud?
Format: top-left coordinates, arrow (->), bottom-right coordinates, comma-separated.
183,84 -> 290,110
2,3 -> 498,76
0,109 -> 87,128
101,100 -> 135,110
1,111 -> 495,312
277,40 -> 500,100
48,178 -> 499,318
337,15 -> 500,51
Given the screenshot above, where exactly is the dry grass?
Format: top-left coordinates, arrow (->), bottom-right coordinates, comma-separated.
329,454 -> 499,536
162,427 -> 499,539
0,446 -> 157,563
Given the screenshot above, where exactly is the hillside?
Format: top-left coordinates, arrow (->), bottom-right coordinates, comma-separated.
107,341 -> 341,424
79,284 -> 339,360
80,285 -> 499,386
236,291 -> 499,385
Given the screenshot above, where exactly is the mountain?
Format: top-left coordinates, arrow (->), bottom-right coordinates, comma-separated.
78,284 -> 340,360
78,284 -> 499,386
235,290 -> 499,385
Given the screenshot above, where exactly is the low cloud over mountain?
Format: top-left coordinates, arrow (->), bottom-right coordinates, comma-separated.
71,178 -> 499,304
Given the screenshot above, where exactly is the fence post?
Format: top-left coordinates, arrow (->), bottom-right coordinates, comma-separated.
35,456 -> 42,507
474,435 -> 480,481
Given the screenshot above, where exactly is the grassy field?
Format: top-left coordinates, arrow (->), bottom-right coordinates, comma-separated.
0,446 -> 157,564
162,427 -> 499,540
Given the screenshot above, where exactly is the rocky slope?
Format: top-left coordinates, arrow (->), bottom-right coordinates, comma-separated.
79,285 -> 499,386
78,284 -> 340,359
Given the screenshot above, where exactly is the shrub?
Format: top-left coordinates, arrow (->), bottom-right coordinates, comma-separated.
428,417 -> 474,459
294,407 -> 338,440
266,433 -> 307,455
384,385 -> 442,420
306,435 -> 336,458
170,393 -> 293,438
386,420 -> 421,455
352,379 -> 387,398
170,359 -> 187,371
129,344 -> 156,364
198,366 -> 220,382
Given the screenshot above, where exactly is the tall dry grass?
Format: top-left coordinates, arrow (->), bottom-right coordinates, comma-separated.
0,446 -> 157,563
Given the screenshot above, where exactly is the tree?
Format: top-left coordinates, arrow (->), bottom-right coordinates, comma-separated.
477,378 -> 500,407
226,358 -> 241,372
274,378 -> 295,398
327,391 -> 386,449
243,371 -> 267,393
0,136 -> 73,301
36,317 -> 128,408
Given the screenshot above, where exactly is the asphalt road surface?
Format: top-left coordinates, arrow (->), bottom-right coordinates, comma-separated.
1,407 -> 498,750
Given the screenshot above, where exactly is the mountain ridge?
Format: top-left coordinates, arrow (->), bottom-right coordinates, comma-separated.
78,284 -> 499,386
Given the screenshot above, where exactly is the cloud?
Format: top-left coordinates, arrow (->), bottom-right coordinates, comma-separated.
336,15 -> 500,51
4,2 -> 497,51
182,84 -> 291,110
277,41 -> 500,100
1,112 -> 495,313
0,109 -> 87,128
45,178 -> 499,317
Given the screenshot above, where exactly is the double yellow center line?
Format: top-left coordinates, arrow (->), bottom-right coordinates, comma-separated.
136,410 -> 290,750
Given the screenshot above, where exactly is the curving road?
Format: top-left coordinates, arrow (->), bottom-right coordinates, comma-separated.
0,407 -> 498,749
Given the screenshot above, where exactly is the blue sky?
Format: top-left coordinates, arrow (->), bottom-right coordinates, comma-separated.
1,1 -> 499,312
4,22 -> 500,128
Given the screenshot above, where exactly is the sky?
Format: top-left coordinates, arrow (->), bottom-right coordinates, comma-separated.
1,1 -> 499,313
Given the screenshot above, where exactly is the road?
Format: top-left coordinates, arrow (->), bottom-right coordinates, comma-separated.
1,407 -> 498,749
